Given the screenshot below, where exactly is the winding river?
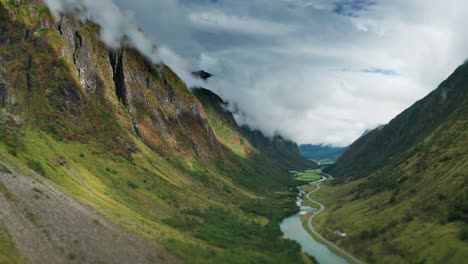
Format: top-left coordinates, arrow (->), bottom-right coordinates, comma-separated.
280,179 -> 348,264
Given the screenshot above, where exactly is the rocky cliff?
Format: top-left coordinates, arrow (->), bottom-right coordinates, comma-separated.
0,1 -> 311,263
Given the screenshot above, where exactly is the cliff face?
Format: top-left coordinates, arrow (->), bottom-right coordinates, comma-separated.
0,1 -> 220,164
0,1 -> 309,263
57,14 -> 219,161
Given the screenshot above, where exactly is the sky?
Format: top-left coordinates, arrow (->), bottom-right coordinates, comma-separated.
44,0 -> 468,146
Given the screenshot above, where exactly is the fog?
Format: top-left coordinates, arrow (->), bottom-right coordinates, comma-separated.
44,0 -> 468,146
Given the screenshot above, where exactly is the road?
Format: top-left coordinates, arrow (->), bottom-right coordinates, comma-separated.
304,182 -> 363,264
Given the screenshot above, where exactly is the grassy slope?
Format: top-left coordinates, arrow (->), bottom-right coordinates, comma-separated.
193,88 -> 317,170
301,178 -> 467,264
291,169 -> 322,182
0,165 -> 23,263
193,88 -> 317,263
327,63 -> 468,178
192,88 -> 256,159
241,125 -> 318,171
0,224 -> 24,264
0,1 -> 309,263
317,65 -> 468,263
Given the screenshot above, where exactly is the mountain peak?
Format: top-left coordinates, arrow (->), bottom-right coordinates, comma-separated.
192,70 -> 213,80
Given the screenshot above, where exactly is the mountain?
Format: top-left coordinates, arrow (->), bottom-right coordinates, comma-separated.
192,88 -> 255,159
193,87 -> 317,171
240,126 -> 318,170
0,1 -> 314,263
192,70 -> 213,80
299,144 -> 348,163
320,63 -> 468,263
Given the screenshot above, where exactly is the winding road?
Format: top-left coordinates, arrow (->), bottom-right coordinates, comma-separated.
304,182 -> 363,264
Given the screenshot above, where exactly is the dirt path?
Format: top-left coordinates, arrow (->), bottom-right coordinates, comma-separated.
0,163 -> 180,264
305,182 -> 363,264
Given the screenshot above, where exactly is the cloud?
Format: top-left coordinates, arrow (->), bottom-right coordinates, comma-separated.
43,0 -> 468,147
43,0 -> 206,90
188,10 -> 294,36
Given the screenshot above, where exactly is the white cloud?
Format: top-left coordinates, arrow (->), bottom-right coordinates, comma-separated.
188,10 -> 294,36
43,0 -> 468,147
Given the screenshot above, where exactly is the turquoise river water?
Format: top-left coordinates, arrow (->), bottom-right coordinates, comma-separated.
280,185 -> 348,264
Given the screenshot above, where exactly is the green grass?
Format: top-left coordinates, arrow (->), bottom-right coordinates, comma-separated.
0,128 -> 308,263
0,3 -> 312,262
300,181 -> 468,264
291,170 -> 322,182
0,224 -> 25,263
299,183 -> 362,264
318,76 -> 468,264
298,214 -> 358,264
192,88 -> 254,159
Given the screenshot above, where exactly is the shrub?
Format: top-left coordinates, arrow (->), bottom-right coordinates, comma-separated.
0,164 -> 11,173
26,159 -> 46,176
105,167 -> 117,174
127,180 -> 139,189
460,226 -> 468,241
33,187 -> 44,194
7,0 -> 19,8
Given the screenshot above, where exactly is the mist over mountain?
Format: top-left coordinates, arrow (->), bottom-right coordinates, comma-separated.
0,1 -> 314,263
299,144 -> 348,163
0,1 -> 467,264
322,62 -> 468,263
44,0 -> 468,146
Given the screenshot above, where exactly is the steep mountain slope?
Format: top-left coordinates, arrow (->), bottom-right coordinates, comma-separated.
193,87 -> 317,171
192,88 -> 255,159
240,126 -> 318,170
192,87 -> 317,173
299,144 -> 347,163
317,63 -> 468,263
0,1 -> 312,263
327,62 -> 468,178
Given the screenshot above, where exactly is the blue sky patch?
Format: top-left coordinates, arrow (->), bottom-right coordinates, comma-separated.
333,0 -> 376,17
362,68 -> 400,76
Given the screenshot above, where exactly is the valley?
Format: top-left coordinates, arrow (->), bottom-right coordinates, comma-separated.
280,172 -> 362,264
302,181 -> 362,264
284,60 -> 468,264
0,1 -> 466,264
0,1 -> 314,263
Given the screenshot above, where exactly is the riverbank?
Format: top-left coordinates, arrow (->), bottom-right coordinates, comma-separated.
280,175 -> 349,264
300,182 -> 363,264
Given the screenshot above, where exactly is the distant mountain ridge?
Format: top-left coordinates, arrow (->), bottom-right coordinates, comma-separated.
299,144 -> 347,163
240,126 -> 318,170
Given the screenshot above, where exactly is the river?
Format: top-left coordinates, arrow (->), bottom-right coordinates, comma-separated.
280,181 -> 348,264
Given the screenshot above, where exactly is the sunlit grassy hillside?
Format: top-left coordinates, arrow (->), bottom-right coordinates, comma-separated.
0,1 -> 315,263
320,63 -> 468,263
